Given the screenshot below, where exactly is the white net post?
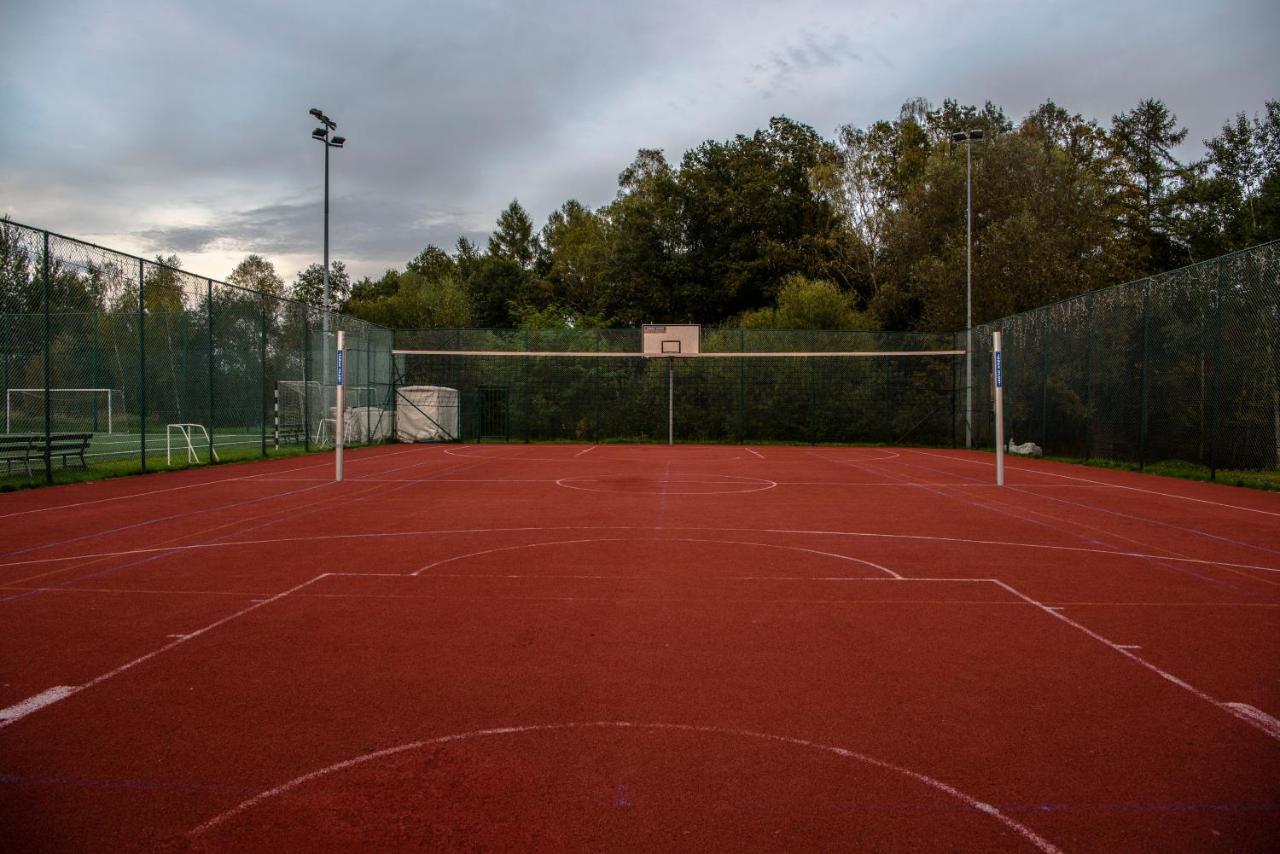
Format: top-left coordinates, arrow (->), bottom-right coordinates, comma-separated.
993,330 -> 1005,486
336,330 -> 345,481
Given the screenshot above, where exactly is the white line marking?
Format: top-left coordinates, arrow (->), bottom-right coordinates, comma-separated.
0,446 -> 431,520
187,721 -> 1060,852
0,576 -> 328,730
411,537 -> 902,579
0,686 -> 78,723
986,579 -> 1280,742
1222,703 -> 1280,739
575,446 -> 597,457
556,475 -> 778,495
745,447 -> 764,459
911,449 -> 1280,517
4,524 -> 1278,576
1116,645 -> 1142,650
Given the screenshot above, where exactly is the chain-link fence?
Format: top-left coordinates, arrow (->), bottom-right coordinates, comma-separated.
394,328 -> 961,445
0,220 -> 394,484
970,240 -> 1280,476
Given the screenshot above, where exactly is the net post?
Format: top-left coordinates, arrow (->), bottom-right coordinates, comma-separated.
335,329 -> 345,481
993,329 -> 1005,486
302,309 -> 311,452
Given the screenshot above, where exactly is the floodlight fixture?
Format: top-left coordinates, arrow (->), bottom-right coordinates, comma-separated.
309,107 -> 325,120
331,136 -> 346,147
312,128 -> 328,140
951,132 -> 967,143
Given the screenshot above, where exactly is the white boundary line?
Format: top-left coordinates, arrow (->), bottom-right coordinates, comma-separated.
4,525 -> 1276,576
0,445 -> 433,521
410,537 -> 903,579
186,720 -> 1059,852
910,450 -> 1280,518
555,474 -> 778,496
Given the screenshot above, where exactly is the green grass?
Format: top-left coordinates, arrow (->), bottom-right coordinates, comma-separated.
0,443 -> 334,493
1033,454 -> 1280,492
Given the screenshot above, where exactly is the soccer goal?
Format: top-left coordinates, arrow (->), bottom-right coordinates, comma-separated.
276,380 -> 383,446
5,388 -> 125,434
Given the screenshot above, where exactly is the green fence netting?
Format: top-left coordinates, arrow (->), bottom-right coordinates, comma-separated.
393,328 -> 962,446
971,240 -> 1280,475
0,220 -> 395,483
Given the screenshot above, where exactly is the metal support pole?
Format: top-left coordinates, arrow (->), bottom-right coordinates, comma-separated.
1139,284 -> 1150,470
207,279 -> 215,462
321,140 -> 331,393
336,329 -> 345,481
1210,261 -> 1224,480
42,232 -> 52,483
138,258 -> 147,473
1084,291 -> 1093,462
302,309 -> 311,452
965,139 -> 973,449
993,330 -> 1005,486
260,297 -> 268,457
668,358 -> 674,446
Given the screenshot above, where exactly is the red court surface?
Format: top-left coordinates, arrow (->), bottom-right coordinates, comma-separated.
1,443 -> 1277,852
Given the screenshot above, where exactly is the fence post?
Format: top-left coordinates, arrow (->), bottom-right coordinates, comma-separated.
1040,312 -> 1049,451
207,279 -> 215,462
260,296 -> 267,457
138,258 -> 147,473
302,309 -> 311,452
1139,283 -> 1150,471
593,330 -> 600,443
91,307 -> 99,433
1210,260 -> 1225,480
738,328 -> 746,443
523,328 -> 530,443
1084,291 -> 1093,462
42,231 -> 52,483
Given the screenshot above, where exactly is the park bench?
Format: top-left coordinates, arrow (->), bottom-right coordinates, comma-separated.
0,432 -> 92,477
1,434 -> 39,476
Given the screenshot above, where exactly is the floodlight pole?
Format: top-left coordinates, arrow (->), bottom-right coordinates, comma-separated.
309,108 -> 345,401
953,129 -> 983,449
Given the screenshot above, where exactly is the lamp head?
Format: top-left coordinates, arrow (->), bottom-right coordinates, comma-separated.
309,107 -> 325,120
331,135 -> 346,147
312,128 -> 328,140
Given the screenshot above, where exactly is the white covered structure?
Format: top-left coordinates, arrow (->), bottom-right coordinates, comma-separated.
395,385 -> 459,442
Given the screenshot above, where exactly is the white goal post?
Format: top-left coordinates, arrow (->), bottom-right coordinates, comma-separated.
5,388 -> 125,434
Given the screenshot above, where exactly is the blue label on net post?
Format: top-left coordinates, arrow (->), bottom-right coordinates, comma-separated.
336,350 -> 344,385
995,352 -> 1003,388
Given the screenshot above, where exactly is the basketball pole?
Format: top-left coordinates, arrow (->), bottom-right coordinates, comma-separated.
668,357 -> 674,446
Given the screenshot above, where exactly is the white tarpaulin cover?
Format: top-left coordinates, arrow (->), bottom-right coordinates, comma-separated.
395,385 -> 459,442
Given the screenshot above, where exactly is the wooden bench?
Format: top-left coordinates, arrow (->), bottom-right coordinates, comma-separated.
45,432 -> 92,469
0,432 -> 92,477
0,434 -> 39,477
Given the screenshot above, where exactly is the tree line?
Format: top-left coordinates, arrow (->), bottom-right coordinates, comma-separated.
5,96 -> 1278,335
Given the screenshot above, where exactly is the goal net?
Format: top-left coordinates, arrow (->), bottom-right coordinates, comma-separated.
5,388 -> 125,434
276,380 -> 390,446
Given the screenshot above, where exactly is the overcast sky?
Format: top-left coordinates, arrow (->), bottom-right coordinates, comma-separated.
2,0 -> 1277,283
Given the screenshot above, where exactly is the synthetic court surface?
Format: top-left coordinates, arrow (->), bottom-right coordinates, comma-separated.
1,443 -> 1277,851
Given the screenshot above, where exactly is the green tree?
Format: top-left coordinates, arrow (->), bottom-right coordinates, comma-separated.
1109,98 -> 1190,270
346,270 -> 471,329
678,116 -> 846,318
487,200 -> 539,269
290,260 -> 350,308
540,200 -> 611,318
600,148 -> 685,324
227,254 -> 284,298
738,274 -> 873,330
